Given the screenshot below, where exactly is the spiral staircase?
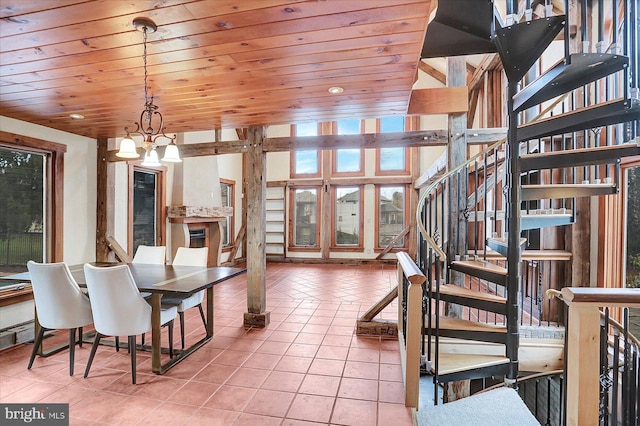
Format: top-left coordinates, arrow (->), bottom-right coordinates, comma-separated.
415,0 -> 640,404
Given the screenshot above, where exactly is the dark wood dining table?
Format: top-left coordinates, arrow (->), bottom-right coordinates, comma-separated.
4,262 -> 246,374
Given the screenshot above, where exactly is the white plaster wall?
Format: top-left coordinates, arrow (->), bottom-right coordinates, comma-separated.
0,116 -> 97,264
0,116 -> 97,327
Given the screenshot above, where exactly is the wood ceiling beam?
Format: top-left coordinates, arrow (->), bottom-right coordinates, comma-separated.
407,87 -> 468,115
468,53 -> 502,93
105,128 -> 507,162
417,60 -> 446,84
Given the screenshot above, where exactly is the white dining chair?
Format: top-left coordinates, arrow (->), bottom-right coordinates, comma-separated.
82,263 -> 177,384
130,245 -> 166,347
163,247 -> 208,349
26,261 -> 94,376
132,245 -> 166,264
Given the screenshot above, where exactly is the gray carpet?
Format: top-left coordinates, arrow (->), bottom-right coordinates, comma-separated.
415,387 -> 541,426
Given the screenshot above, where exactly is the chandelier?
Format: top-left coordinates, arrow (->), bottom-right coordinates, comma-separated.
116,17 -> 181,166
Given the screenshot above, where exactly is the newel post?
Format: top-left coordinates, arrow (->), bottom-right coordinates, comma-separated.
560,287 -> 640,426
565,303 -> 600,425
397,252 -> 425,408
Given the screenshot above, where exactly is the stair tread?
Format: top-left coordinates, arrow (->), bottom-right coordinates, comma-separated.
468,209 -> 573,219
513,53 -> 629,111
421,0 -> 496,58
521,143 -> 638,160
495,15 -> 565,82
523,183 -> 616,189
435,316 -> 506,333
521,183 -> 618,200
432,353 -> 510,376
469,249 -> 572,261
520,143 -> 640,170
486,237 -> 526,246
439,284 -> 507,304
517,98 -> 640,141
451,259 -> 507,275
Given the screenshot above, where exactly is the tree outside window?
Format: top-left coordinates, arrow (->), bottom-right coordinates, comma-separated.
0,148 -> 44,275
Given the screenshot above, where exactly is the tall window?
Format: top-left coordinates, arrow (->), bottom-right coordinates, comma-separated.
379,116 -> 405,133
333,119 -> 363,176
333,186 -> 362,247
0,147 -> 45,275
625,165 -> 640,338
377,116 -> 409,175
129,166 -> 165,256
220,179 -> 234,248
132,170 -> 158,251
626,165 -> 640,289
291,187 -> 319,248
291,122 -> 320,178
376,186 -> 407,248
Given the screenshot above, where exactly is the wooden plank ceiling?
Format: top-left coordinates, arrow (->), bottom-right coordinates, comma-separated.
0,0 -> 432,140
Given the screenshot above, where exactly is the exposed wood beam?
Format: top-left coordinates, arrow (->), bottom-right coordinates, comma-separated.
265,130 -> 448,152
407,87 -> 468,115
417,60 -> 446,85
468,53 -> 502,93
235,128 -> 247,140
106,127 -> 507,162
467,88 -> 480,128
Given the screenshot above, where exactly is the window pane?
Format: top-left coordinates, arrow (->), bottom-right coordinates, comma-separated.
336,187 -> 360,245
378,186 -> 405,247
625,166 -> 640,338
379,147 -> 405,171
337,119 -> 360,135
132,170 -> 157,253
220,183 -> 231,246
335,149 -> 361,173
295,150 -> 319,174
296,122 -> 318,136
626,166 -> 640,288
294,188 -> 317,246
0,148 -> 44,276
380,116 -> 405,133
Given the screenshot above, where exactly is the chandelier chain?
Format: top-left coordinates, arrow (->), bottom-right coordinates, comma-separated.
142,26 -> 151,121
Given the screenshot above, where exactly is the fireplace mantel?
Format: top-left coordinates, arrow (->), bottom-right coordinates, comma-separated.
169,217 -> 225,224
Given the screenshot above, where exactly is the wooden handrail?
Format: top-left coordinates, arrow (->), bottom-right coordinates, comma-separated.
396,251 -> 426,285
561,287 -> 640,306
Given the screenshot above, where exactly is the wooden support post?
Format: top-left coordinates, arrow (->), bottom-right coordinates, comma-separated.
446,57 -> 467,317
96,138 -> 116,262
244,126 -> 270,328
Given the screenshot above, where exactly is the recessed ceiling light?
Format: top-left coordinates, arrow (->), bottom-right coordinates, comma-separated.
69,113 -> 84,119
328,86 -> 344,94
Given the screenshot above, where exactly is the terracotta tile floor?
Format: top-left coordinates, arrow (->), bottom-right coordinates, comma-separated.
0,263 -> 412,426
